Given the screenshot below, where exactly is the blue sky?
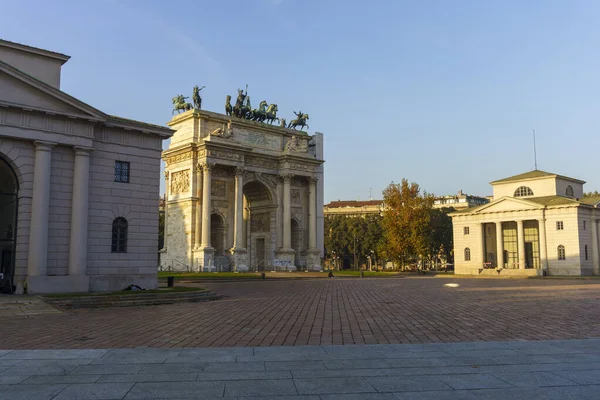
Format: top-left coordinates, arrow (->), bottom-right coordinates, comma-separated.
2,0 -> 600,201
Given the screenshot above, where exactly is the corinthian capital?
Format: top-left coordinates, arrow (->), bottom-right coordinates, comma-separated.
199,161 -> 216,172
279,173 -> 294,182
235,166 -> 245,176
308,176 -> 319,184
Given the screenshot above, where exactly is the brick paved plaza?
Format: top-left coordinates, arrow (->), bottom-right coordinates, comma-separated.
1,277 -> 599,349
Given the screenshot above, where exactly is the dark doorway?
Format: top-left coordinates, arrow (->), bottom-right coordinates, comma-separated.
255,238 -> 265,270
291,219 -> 301,267
0,157 -> 18,294
525,242 -> 534,269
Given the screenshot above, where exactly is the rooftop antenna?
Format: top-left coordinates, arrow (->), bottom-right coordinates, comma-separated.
369,188 -> 373,201
533,129 -> 538,170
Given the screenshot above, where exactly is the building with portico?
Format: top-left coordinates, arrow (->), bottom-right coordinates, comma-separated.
160,109 -> 325,272
0,39 -> 173,293
451,170 -> 600,276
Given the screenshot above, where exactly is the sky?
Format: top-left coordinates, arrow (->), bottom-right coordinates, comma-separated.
2,0 -> 600,202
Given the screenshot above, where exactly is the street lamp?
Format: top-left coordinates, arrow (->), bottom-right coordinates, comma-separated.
367,255 -> 371,271
370,250 -> 375,271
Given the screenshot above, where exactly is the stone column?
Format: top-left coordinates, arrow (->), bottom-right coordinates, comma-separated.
201,163 -> 214,248
276,173 -> 296,269
231,167 -> 248,271
27,141 -> 55,278
495,221 -> 503,268
199,162 -> 215,271
306,177 -> 321,271
161,171 -> 169,252
276,178 -> 283,250
282,173 -> 292,250
194,164 -> 202,249
479,223 -> 485,266
68,147 -> 91,276
591,219 -> 599,275
517,220 -> 526,269
308,177 -> 318,251
539,217 -> 548,272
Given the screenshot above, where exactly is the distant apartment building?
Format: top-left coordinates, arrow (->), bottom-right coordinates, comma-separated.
433,190 -> 490,210
324,200 -> 383,217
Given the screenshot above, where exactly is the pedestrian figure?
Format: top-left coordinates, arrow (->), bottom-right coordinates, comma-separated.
328,271 -> 334,279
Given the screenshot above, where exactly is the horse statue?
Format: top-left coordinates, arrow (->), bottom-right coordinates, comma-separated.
241,96 -> 252,119
233,86 -> 248,118
279,118 -> 287,128
172,95 -> 192,114
225,95 -> 232,116
288,111 -> 309,131
265,103 -> 279,124
192,85 -> 206,110
251,101 -> 268,122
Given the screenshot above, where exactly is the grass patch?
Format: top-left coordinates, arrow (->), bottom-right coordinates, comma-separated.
43,286 -> 203,298
158,271 -> 263,279
327,270 -> 404,277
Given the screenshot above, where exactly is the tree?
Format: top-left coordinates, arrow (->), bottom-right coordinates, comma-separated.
381,179 -> 433,268
325,214 -> 385,269
158,209 -> 165,250
427,208 -> 454,266
584,191 -> 600,198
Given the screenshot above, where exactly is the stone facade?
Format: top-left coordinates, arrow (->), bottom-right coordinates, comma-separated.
452,170 -> 600,276
0,39 -> 173,293
160,110 -> 325,272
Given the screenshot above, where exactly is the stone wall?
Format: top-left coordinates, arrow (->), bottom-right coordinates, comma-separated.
544,208 -> 581,275
87,135 -> 163,291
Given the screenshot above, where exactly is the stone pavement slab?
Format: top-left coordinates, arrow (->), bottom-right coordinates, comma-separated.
1,337 -> 600,399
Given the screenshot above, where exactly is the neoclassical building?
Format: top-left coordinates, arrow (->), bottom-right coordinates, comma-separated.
160,110 -> 325,272
0,39 -> 172,293
452,170 -> 600,276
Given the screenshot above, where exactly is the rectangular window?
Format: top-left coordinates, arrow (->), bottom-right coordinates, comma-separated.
585,245 -> 588,261
556,221 -> 564,230
464,227 -> 470,235
114,161 -> 130,183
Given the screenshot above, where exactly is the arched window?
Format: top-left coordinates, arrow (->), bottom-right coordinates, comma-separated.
566,185 -> 574,197
514,186 -> 534,197
557,245 -> 565,261
464,248 -> 471,261
111,217 -> 128,253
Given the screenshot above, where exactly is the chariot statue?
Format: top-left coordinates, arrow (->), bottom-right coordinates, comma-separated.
192,85 -> 206,110
172,95 -> 192,114
279,118 -> 287,128
251,100 -> 268,122
232,85 -> 248,118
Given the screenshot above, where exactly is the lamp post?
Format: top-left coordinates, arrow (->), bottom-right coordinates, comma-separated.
367,255 -> 371,271
370,250 -> 375,271
353,232 -> 357,271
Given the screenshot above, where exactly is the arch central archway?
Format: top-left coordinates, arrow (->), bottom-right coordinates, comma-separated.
242,180 -> 275,271
0,157 -> 18,294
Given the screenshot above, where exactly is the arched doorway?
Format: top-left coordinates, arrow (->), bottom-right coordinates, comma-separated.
243,180 -> 274,271
0,157 -> 18,294
291,219 -> 301,267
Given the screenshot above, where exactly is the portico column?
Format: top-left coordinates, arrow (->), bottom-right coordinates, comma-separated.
233,167 -> 245,250
495,222 -> 503,268
479,223 -> 485,266
308,177 -> 318,251
27,141 -> 55,277
539,218 -> 548,272
517,220 -> 526,269
161,171 -> 169,251
194,164 -> 202,249
201,162 -> 215,248
282,173 -> 293,250
68,147 -> 91,276
592,219 -> 599,275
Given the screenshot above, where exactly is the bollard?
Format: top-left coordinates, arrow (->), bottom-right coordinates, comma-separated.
167,276 -> 175,287
261,272 -> 266,279
360,271 -> 364,278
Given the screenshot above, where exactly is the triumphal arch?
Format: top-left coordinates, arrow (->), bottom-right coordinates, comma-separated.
160,99 -> 324,272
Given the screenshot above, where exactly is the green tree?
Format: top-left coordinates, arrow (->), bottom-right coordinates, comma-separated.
427,207 -> 454,266
158,210 -> 165,250
584,191 -> 600,198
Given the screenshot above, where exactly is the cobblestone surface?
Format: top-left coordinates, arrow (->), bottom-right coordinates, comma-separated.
1,277 -> 600,349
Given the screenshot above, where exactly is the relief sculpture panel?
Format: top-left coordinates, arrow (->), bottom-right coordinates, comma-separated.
291,188 -> 301,204
170,170 -> 190,194
211,180 -> 227,198
251,213 -> 270,233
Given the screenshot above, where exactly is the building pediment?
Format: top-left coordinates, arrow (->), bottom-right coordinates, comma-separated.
461,196 -> 544,215
0,60 -> 104,121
